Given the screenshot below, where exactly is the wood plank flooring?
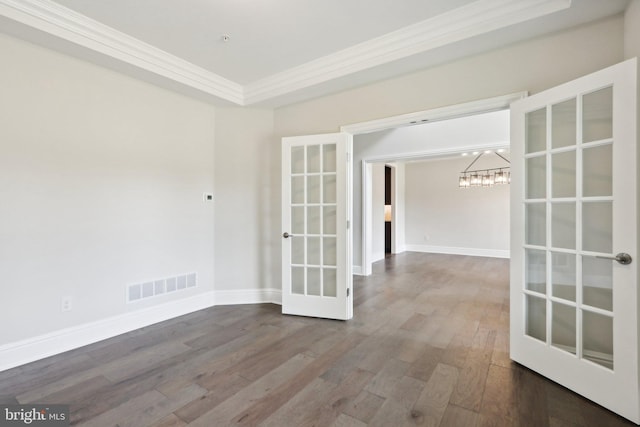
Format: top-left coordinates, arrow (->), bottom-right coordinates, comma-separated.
0,252 -> 635,426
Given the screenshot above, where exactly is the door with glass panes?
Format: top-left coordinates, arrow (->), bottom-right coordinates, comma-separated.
511,59 -> 638,422
281,133 -> 353,320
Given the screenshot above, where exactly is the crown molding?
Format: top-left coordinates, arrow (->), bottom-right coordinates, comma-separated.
341,91 -> 527,135
0,0 -> 570,106
243,0 -> 570,105
0,0 -> 244,105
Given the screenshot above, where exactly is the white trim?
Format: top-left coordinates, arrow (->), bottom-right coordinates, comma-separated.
352,265 -> 364,276
405,245 -> 510,258
214,288 -> 282,306
365,143 -> 511,168
372,251 -> 386,263
0,291 -> 215,372
244,1 -> 567,104
342,92 -> 527,135
0,0 -> 244,104
0,0 -> 558,106
362,162 -> 374,276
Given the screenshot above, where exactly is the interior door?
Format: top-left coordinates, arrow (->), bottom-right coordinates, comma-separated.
511,58 -> 638,422
282,133 -> 353,320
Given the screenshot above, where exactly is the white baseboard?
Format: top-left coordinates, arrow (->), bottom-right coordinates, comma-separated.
405,244 -> 510,259
0,291 -> 216,373
213,288 -> 282,306
372,252 -> 385,263
352,265 -> 364,276
392,245 -> 407,254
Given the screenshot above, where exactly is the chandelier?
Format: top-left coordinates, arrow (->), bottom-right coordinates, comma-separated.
459,151 -> 510,188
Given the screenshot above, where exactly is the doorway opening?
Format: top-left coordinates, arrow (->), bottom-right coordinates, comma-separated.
352,108 -> 513,276
341,92 -> 524,276
384,165 -> 392,255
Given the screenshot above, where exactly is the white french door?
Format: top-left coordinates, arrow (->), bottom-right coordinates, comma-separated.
281,133 -> 353,320
511,59 -> 638,422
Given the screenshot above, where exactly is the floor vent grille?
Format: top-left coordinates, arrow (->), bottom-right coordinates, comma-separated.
127,273 -> 197,303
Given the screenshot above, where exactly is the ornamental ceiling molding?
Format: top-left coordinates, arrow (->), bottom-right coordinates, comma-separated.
0,0 -> 571,106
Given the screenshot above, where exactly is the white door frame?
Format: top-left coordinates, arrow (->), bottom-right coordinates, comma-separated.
342,92 -> 527,276
362,162 -> 404,271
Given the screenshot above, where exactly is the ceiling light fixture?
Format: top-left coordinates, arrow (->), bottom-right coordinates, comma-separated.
458,151 -> 510,189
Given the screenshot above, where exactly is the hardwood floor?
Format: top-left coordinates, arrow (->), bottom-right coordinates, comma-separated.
0,252 -> 635,426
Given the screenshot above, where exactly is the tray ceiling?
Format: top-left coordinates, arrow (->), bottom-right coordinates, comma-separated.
0,0 -> 631,106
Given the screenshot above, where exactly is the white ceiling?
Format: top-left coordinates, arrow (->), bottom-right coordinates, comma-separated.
0,0 -> 632,106
52,0 -> 473,84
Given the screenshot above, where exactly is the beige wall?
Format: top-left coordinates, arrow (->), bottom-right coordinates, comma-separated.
214,107 -> 276,291
404,157 -> 510,254
0,33 -> 216,344
624,1 -> 640,60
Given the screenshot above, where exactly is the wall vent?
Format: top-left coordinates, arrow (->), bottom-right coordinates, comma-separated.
127,272 -> 197,303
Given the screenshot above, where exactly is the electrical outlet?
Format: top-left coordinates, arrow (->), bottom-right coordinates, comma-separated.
61,296 -> 72,312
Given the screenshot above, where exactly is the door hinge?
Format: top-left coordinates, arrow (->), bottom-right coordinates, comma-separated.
347,288 -> 350,297
346,152 -> 351,162
347,220 -> 350,229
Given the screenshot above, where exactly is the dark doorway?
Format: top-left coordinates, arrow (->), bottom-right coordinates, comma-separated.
385,165 -> 392,254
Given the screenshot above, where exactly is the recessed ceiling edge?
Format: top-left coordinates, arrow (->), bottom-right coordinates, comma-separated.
0,0 -> 571,106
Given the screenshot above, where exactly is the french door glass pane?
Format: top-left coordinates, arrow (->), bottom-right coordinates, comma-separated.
323,206 -> 337,234
323,144 -> 337,172
323,237 -> 337,266
292,267 -> 305,294
583,202 -> 613,253
323,268 -> 337,297
308,176 -> 321,203
307,206 -> 321,234
292,207 -> 305,234
292,176 -> 305,204
307,236 -> 321,265
552,252 -> 576,302
308,268 -> 321,296
323,175 -> 337,203
526,248 -> 546,294
552,150 -> 576,198
552,98 -> 577,148
526,108 -> 547,153
291,146 -> 305,173
583,86 -> 613,143
583,310 -> 613,369
551,202 -> 576,250
583,256 -> 613,311
583,144 -> 613,197
307,145 -> 321,173
525,203 -> 546,246
526,156 -> 546,199
552,302 -> 576,354
292,237 -> 305,265
526,294 -> 547,342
